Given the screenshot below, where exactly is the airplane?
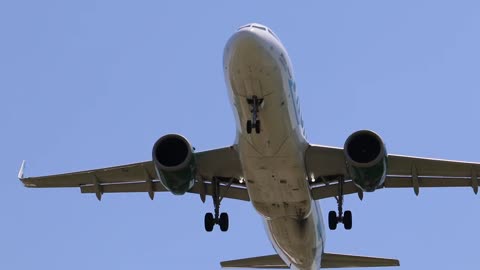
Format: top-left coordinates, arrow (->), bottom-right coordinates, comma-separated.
18,23 -> 480,269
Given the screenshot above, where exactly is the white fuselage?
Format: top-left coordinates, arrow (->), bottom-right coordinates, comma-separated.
223,24 -> 325,270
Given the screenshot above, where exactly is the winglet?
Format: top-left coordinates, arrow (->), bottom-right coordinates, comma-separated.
18,160 -> 26,180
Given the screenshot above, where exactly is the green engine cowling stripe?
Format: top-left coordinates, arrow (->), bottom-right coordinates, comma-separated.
348,156 -> 387,192
157,155 -> 196,195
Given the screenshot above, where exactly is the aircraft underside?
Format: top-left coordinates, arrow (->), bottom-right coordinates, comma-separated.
20,22 -> 480,269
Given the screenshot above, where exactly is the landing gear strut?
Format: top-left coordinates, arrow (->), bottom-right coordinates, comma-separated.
204,178 -> 230,232
328,177 -> 353,230
246,96 -> 262,134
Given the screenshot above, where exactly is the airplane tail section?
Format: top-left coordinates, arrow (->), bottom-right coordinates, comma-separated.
220,253 -> 399,269
220,254 -> 289,269
321,253 -> 400,268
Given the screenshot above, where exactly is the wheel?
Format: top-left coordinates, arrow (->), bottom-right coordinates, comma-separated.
204,213 -> 214,232
219,212 -> 229,232
255,120 -> 260,134
246,120 -> 252,134
328,211 -> 337,230
343,211 -> 352,230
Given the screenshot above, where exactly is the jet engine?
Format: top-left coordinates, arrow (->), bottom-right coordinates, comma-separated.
344,130 -> 387,192
152,134 -> 195,195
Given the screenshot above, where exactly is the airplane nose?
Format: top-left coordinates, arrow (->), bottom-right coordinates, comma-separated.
234,27 -> 265,42
227,29 -> 266,53
235,23 -> 270,41
223,26 -> 273,68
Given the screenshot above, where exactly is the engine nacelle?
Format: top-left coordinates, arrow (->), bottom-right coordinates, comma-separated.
344,130 -> 387,192
152,134 -> 195,195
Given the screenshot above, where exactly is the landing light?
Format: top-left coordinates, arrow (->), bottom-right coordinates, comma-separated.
239,178 -> 245,184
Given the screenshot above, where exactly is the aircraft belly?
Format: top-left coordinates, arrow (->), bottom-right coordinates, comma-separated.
229,61 -> 293,156
239,135 -> 308,212
227,34 -> 278,98
236,94 -> 292,156
264,203 -> 324,270
228,27 -> 312,222
225,27 -> 323,270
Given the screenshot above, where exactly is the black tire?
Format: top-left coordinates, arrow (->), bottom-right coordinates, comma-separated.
328,211 -> 337,230
246,120 -> 252,134
204,213 -> 214,232
255,120 -> 261,134
343,211 -> 352,230
219,212 -> 229,232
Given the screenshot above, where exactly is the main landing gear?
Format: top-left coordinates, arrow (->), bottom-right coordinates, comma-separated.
246,95 -> 263,134
328,177 -> 353,230
204,178 -> 230,232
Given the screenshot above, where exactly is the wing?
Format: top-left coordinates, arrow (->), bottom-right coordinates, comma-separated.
19,146 -> 249,201
305,144 -> 480,199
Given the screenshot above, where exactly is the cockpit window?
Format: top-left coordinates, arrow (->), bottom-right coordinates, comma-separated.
238,24 -> 251,30
252,25 -> 266,31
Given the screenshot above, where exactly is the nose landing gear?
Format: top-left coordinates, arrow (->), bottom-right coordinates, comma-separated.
328,177 -> 353,230
246,96 -> 263,134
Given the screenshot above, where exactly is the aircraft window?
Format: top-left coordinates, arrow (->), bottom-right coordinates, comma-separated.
252,25 -> 266,31
238,25 -> 251,30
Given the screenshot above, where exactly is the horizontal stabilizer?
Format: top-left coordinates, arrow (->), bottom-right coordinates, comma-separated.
322,252 -> 400,268
220,253 -> 399,269
221,254 -> 289,269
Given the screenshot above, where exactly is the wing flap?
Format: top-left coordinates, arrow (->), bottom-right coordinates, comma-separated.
80,181 -> 163,193
311,181 -> 360,200
311,176 -> 476,200
321,253 -> 399,268
81,181 -> 250,201
385,176 -> 472,188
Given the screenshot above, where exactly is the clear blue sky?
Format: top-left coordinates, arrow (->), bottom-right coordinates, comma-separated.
2,1 -> 480,269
